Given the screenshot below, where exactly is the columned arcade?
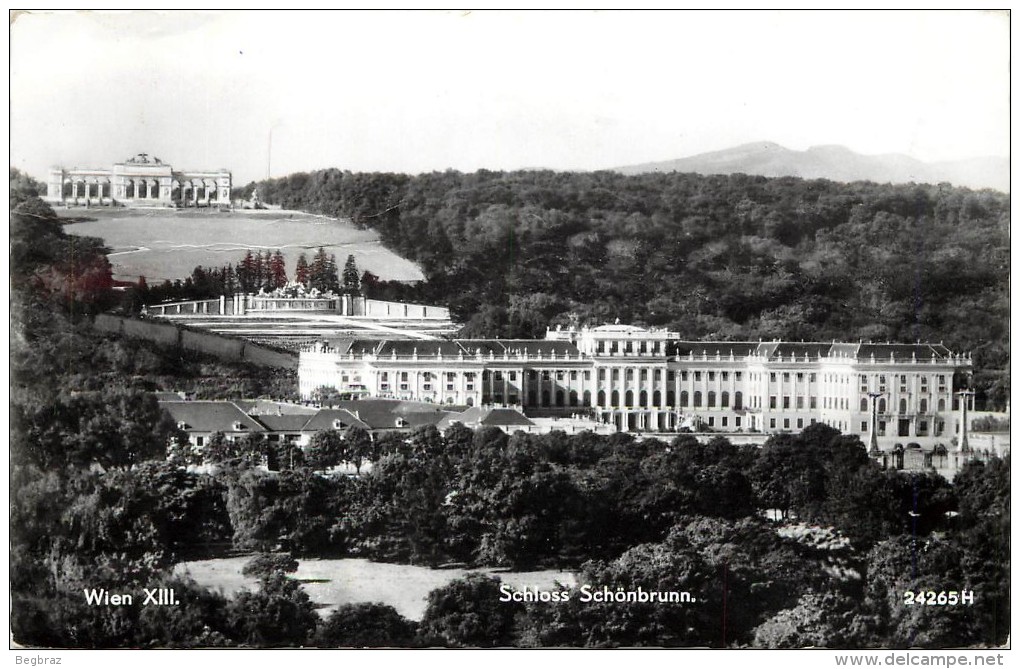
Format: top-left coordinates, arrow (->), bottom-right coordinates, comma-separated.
46,153 -> 231,207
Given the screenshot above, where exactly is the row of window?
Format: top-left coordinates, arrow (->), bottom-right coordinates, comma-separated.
594,340 -> 664,354
751,372 -> 815,383
859,419 -> 945,437
860,397 -> 949,413
858,374 -> 948,393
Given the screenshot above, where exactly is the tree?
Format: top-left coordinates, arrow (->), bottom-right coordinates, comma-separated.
269,250 -> 288,289
228,572 -> 318,647
309,247 -> 329,292
306,429 -> 347,470
242,552 -> 299,578
342,254 -> 361,294
237,250 -> 256,293
316,603 -> 417,648
326,253 -> 341,293
295,253 -> 310,286
752,592 -> 875,648
343,425 -> 374,473
418,574 -> 522,647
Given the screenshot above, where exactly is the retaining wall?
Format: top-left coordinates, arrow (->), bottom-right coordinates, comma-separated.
93,314 -> 297,370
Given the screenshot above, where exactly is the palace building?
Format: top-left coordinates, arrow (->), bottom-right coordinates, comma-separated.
45,153 -> 231,207
298,324 -> 974,450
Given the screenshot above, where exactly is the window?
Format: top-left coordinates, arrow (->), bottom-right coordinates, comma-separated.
196,436 -> 205,447
529,371 -> 537,380
783,418 -> 790,429
735,372 -> 743,381
447,372 -> 456,381
708,391 -> 716,407
797,418 -> 803,428
423,383 -> 432,391
708,417 -> 715,427
583,371 -> 591,380
695,371 -> 702,381
769,396 -> 777,409
938,398 -> 945,412
694,391 -> 702,407
400,383 -> 409,391
626,369 -> 634,380
770,418 -> 777,429
899,398 -> 907,414
860,398 -> 868,411
380,372 -> 389,381
735,417 -> 742,428
556,371 -> 565,380
598,369 -> 606,380
733,391 -> 743,410
722,371 -> 729,380
509,394 -> 519,404
681,371 -> 688,381
721,391 -> 730,407
797,373 -> 804,381
640,369 -> 648,379
861,421 -> 868,432
783,396 -> 790,409
570,371 -> 577,380
797,396 -> 804,409
810,396 -> 817,409
667,371 -> 675,381
919,399 -> 928,414
722,417 -> 728,427
708,371 -> 716,381
783,372 -> 790,381
494,370 -> 503,381
918,420 -> 929,435
770,373 -> 777,382
510,371 -> 517,381
681,390 -> 689,407
446,383 -> 454,391
542,370 -> 551,380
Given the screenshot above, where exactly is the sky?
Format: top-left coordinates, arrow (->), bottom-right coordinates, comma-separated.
9,10 -> 1011,186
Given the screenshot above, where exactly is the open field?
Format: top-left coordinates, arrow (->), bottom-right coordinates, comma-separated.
176,556 -> 576,621
60,208 -> 424,284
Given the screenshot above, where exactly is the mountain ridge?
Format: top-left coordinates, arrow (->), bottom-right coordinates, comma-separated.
614,142 -> 1009,192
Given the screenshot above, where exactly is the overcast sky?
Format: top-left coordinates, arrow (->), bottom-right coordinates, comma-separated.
10,10 -> 1010,186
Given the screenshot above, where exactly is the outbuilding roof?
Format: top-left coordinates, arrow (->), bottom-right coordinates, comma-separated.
160,401 -> 266,433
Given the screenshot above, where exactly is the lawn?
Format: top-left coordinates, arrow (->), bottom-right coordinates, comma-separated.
61,208 -> 424,284
176,556 -> 576,620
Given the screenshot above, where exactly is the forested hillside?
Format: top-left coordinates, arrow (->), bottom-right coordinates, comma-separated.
241,170 -> 1009,408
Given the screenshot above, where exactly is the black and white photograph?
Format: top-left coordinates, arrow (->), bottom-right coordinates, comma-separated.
8,9 -> 1011,660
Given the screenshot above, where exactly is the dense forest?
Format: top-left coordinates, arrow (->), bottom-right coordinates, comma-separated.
238,169 -> 1009,409
9,169 -> 1010,648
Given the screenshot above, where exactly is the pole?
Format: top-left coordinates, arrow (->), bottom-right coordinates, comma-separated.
868,391 -> 883,455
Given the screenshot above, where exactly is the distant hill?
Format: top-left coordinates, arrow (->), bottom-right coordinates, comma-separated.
614,142 -> 1009,192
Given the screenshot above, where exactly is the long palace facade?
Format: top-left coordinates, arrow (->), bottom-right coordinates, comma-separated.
45,153 -> 231,206
299,324 -> 974,449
